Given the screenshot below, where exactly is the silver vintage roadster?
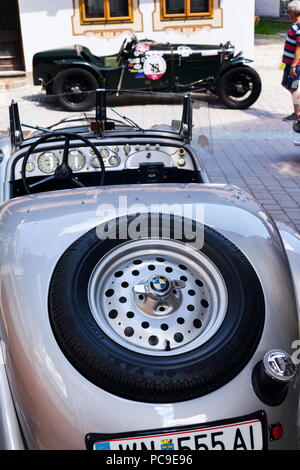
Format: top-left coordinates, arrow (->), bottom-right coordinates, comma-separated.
0,90 -> 299,450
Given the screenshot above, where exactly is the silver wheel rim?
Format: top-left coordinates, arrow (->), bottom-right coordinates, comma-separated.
88,239 -> 228,356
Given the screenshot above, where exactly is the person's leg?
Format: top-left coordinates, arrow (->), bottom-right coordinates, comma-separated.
282,65 -> 299,120
292,88 -> 300,115
282,91 -> 297,120
291,65 -> 300,118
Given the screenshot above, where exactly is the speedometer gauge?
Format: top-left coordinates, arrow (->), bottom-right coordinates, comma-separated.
100,148 -> 109,158
68,150 -> 86,171
38,152 -> 59,173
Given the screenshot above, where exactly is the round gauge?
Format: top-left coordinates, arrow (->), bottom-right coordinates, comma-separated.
38,152 -> 59,173
90,156 -> 101,168
68,150 -> 86,171
25,162 -> 35,172
100,148 -> 110,158
108,155 -> 121,167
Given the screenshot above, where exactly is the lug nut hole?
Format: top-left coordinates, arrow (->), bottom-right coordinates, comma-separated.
148,335 -> 159,346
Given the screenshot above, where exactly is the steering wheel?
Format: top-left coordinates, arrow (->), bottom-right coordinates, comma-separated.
117,35 -> 138,63
21,131 -> 105,195
131,34 -> 138,44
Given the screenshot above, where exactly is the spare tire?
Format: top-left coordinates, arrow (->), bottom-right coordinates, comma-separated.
49,214 -> 265,403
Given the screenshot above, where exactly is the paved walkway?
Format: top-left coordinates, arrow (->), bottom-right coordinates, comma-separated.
203,35 -> 300,233
0,35 -> 299,232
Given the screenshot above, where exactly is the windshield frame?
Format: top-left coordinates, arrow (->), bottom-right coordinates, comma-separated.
8,89 -> 196,148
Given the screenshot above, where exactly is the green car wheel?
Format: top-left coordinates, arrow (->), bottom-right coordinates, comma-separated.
53,67 -> 99,112
217,65 -> 261,109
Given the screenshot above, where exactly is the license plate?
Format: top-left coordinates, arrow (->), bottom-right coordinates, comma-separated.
86,411 -> 267,450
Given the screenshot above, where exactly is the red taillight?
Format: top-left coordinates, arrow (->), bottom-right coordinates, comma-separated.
269,423 -> 283,441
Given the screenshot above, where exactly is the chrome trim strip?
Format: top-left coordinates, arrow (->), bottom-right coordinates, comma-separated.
0,342 -> 25,450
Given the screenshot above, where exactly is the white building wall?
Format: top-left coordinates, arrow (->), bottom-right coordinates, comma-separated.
255,0 -> 280,17
18,0 -> 255,72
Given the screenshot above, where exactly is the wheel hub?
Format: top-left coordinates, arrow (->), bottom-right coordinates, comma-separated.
133,275 -> 185,318
149,275 -> 171,296
70,86 -> 82,94
88,239 -> 228,356
226,74 -> 253,100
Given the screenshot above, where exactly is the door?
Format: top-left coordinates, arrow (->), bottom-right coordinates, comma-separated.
0,0 -> 24,71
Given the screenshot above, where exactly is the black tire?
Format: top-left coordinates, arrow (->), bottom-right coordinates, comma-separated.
49,215 -> 265,403
217,65 -> 261,109
53,67 -> 99,111
293,119 -> 300,133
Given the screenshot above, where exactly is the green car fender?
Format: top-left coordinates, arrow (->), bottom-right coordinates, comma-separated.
36,60 -> 105,92
53,60 -> 105,87
207,58 -> 254,91
218,57 -> 254,76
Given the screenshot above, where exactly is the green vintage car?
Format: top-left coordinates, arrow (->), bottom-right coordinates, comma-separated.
33,35 -> 261,111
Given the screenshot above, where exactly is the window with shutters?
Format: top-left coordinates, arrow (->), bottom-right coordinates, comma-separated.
160,0 -> 213,20
80,0 -> 133,24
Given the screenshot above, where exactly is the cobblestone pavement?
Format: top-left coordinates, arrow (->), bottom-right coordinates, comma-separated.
204,35 -> 300,233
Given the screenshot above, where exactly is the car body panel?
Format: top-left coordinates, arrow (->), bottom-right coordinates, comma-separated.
0,344 -> 25,450
32,40 -> 247,93
277,222 -> 300,320
0,184 -> 299,450
32,49 -> 107,90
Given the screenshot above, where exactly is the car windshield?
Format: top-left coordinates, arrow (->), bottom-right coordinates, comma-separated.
1,90 -> 213,154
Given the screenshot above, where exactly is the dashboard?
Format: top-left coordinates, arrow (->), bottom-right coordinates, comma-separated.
13,142 -> 195,180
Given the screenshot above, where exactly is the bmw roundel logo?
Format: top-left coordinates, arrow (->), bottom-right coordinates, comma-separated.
150,276 -> 170,293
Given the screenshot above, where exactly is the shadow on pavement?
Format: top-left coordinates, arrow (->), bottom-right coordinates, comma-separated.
19,90 -> 221,110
